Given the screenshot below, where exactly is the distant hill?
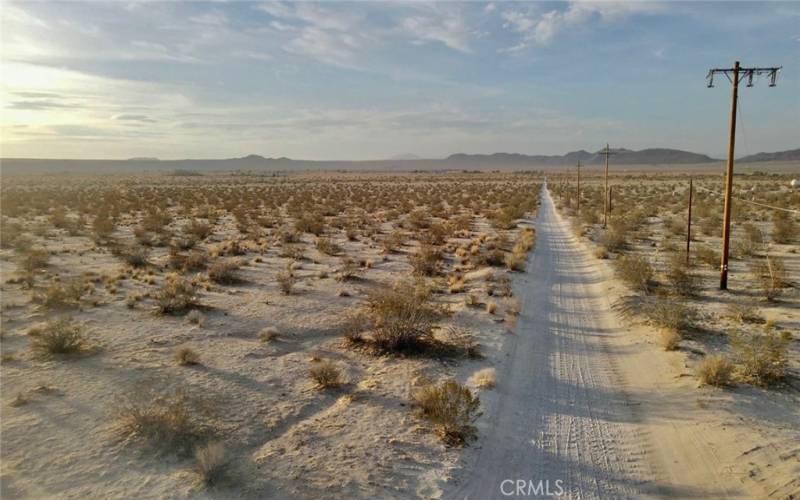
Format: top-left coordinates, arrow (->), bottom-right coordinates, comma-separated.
738,148 -> 800,163
388,153 -> 422,160
443,148 -> 717,167
4,146 -> 797,174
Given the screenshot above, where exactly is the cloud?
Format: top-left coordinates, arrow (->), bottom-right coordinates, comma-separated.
112,113 -> 157,123
501,1 -> 663,49
7,100 -> 73,110
400,14 -> 473,53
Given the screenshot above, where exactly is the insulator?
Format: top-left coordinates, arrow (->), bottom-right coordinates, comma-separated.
746,70 -> 754,87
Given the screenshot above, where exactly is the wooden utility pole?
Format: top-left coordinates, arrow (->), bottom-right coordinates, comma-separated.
707,61 -> 781,290
576,161 -> 581,213
686,178 -> 693,265
608,186 -> 613,212
601,144 -> 616,228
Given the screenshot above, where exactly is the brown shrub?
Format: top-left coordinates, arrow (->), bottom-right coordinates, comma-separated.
29,317 -> 87,359
732,332 -> 788,386
366,280 -> 439,353
696,355 -> 734,387
615,254 -> 653,293
156,274 -> 198,314
412,379 -> 480,446
309,360 -> 342,389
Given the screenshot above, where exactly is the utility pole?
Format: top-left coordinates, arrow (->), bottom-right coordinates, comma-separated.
601,144 -> 616,228
576,161 -> 581,214
707,61 -> 781,290
686,178 -> 693,265
608,186 -> 613,212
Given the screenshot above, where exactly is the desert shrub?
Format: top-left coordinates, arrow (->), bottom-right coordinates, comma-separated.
185,220 -> 213,240
732,332 -> 788,386
341,313 -> 369,344
171,250 -> 208,272
315,236 -> 341,256
195,442 -> 230,486
749,255 -> 787,301
186,310 -> 205,327
280,244 -> 305,261
309,360 -> 342,389
696,355 -> 734,387
142,210 -> 171,233
208,259 -> 241,284
29,317 -> 87,359
118,384 -> 210,455
601,227 -> 626,252
648,301 -> 696,333
665,255 -> 698,297
442,326 -> 481,358
366,280 -> 439,353
92,215 -> 115,239
726,303 -> 762,324
295,215 -> 324,235
19,247 -> 49,274
743,223 -> 763,245
35,278 -> 85,308
772,212 -> 798,244
694,245 -> 719,269
175,347 -> 200,366
503,249 -> 526,271
412,379 -> 480,446
467,368 -> 496,389
117,245 -> 150,268
276,270 -> 296,294
336,257 -> 361,282
156,274 -> 198,314
658,328 -> 681,351
615,254 -> 653,293
409,245 -> 442,276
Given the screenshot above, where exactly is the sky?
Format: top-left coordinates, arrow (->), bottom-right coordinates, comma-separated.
1,1 -> 798,160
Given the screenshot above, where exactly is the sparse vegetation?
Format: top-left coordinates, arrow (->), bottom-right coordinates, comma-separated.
412,379 -> 480,446
309,360 -> 342,389
29,317 -> 87,359
696,355 -> 734,387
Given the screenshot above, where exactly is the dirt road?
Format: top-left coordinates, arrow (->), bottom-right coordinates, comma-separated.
446,185 -> 744,499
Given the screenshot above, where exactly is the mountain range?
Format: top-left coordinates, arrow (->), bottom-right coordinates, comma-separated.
2,147 -> 798,174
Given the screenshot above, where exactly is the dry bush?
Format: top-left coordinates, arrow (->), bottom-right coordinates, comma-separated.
186,310 -> 205,327
412,379 -> 480,446
732,332 -> 788,386
694,245 -> 719,269
19,247 -> 49,274
658,328 -> 681,351
116,245 -> 150,268
665,255 -> 698,297
35,278 -> 85,308
467,368 -> 496,389
195,442 -> 230,486
341,313 -> 369,344
258,326 -> 279,342
295,215 -> 324,235
92,215 -> 115,239
601,227 -> 626,252
336,257 -> 361,282
118,384 -> 211,455
442,326 -> 481,358
615,254 -> 653,293
648,301 -> 696,333
280,244 -> 305,261
170,250 -> 208,272
315,236 -> 341,256
749,255 -> 788,301
276,270 -> 296,295
772,212 -> 798,244
485,301 -> 497,314
175,347 -> 201,366
185,220 -> 213,240
726,303 -> 762,324
696,355 -> 734,387
309,360 -> 342,389
156,274 -> 198,314
208,259 -> 241,284
29,317 -> 87,359
366,280 -> 439,353
410,244 -> 442,277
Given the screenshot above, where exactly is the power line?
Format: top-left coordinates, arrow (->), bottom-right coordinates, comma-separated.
694,185 -> 799,214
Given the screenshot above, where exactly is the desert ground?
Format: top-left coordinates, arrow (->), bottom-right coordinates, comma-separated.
1,169 -> 798,498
